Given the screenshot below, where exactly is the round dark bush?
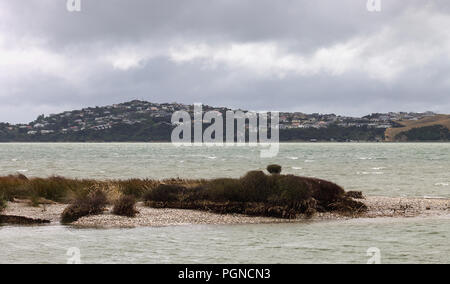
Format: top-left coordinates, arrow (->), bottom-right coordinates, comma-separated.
113,195 -> 139,217
267,164 -> 282,174
61,204 -> 86,224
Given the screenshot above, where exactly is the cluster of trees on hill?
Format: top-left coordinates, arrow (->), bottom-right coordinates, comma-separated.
395,125 -> 450,141
0,121 -> 173,142
0,122 -> 386,142
280,125 -> 385,142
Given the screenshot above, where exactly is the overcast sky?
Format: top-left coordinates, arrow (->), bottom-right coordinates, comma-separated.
1,0 -> 449,123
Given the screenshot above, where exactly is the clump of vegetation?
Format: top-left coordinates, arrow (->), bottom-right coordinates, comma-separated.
144,184 -> 187,202
201,178 -> 244,202
61,190 -> 108,224
28,177 -> 70,202
267,164 -> 282,175
239,171 -> 273,202
0,174 -> 203,205
144,166 -> 367,219
272,175 -> 311,204
1,166 -> 367,221
346,191 -> 365,199
118,179 -> 157,199
0,194 -> 7,213
0,175 -> 30,201
395,125 -> 450,141
0,174 -> 96,203
112,195 -> 139,217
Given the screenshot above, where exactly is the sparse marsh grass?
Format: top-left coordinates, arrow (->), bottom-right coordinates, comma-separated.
0,174 -> 96,203
0,175 -> 30,201
0,174 -> 202,204
118,179 -> 157,199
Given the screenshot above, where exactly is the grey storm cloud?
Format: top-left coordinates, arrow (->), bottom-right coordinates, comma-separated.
0,0 -> 450,123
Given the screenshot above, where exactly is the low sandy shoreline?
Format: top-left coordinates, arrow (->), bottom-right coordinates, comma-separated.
2,196 -> 449,228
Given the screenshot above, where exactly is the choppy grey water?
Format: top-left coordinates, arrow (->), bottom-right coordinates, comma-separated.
1,217 -> 449,264
0,143 -> 449,263
0,143 -> 449,197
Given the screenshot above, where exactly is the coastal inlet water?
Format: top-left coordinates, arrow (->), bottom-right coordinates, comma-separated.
0,143 -> 449,264
1,217 -> 449,264
0,143 -> 448,197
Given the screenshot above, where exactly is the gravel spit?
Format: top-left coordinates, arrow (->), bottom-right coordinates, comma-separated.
2,197 -> 449,228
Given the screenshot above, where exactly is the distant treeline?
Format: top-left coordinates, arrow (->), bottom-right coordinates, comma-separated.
0,121 -> 173,142
0,122 -> 386,142
280,125 -> 385,142
2,121 -> 449,142
395,125 -> 450,141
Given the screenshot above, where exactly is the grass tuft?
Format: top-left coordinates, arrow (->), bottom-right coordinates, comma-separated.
61,190 -> 108,224
112,195 -> 139,217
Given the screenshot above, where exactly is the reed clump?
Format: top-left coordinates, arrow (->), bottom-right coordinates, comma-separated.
112,195 -> 139,217
0,175 -> 30,201
0,174 -> 96,203
0,174 -> 205,203
117,179 -> 159,199
61,190 -> 108,224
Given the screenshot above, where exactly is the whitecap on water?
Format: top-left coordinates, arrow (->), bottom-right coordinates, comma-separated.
372,167 -> 386,170
207,156 -> 217,160
424,195 -> 447,199
357,171 -> 384,175
287,157 -> 299,160
292,167 -> 303,170
434,183 -> 449,187
304,160 -> 314,163
11,158 -> 18,162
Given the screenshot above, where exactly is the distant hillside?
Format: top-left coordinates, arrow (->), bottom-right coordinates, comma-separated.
0,100 -> 447,142
385,115 -> 450,141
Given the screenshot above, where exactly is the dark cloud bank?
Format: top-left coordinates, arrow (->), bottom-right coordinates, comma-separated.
0,0 -> 449,123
